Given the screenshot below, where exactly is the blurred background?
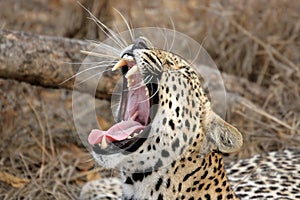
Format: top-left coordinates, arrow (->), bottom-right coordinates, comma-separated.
0,0 -> 299,199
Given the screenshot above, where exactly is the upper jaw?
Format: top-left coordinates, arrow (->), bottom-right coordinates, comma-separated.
89,52 -> 152,155
88,38 -> 159,155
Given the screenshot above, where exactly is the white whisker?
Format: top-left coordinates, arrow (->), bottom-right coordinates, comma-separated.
126,76 -> 152,93
78,3 -> 127,49
76,70 -> 109,85
92,16 -> 128,48
113,8 -> 135,42
89,16 -> 126,49
156,28 -> 170,66
143,75 -> 153,85
86,13 -> 127,49
124,82 -> 146,92
59,61 -> 117,85
111,92 -> 122,96
191,36 -> 207,66
156,28 -> 168,51
123,75 -> 153,92
80,50 -> 120,59
139,78 -> 160,103
112,22 -> 129,47
110,103 -> 120,109
66,61 -> 116,65
129,21 -> 136,41
168,15 -> 176,53
86,40 -> 121,55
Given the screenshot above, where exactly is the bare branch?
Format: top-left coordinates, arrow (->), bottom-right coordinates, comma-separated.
0,29 -> 114,99
0,29 -> 267,101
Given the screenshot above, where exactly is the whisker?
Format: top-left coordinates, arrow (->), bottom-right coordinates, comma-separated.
168,15 -> 176,53
59,61 -> 116,85
143,75 -> 152,84
142,75 -> 155,89
65,61 -> 116,65
81,50 -> 120,60
190,36 -> 207,66
87,14 -> 126,49
130,75 -> 154,91
111,92 -> 122,97
124,82 -> 146,92
158,28 -> 168,50
86,39 -> 121,55
78,2 -> 126,49
162,31 -> 169,51
120,75 -> 153,93
76,70 -> 109,85
111,102 -> 122,108
129,21 -> 136,41
90,15 -> 125,50
139,78 -> 160,103
92,16 -> 128,48
112,22 -> 129,47
113,8 -> 135,42
156,28 -> 170,65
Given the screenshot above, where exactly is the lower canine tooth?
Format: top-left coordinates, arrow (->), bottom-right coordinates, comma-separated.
125,65 -> 139,78
101,135 -> 108,149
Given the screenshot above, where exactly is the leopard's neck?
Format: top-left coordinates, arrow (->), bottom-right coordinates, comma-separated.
121,151 -> 239,200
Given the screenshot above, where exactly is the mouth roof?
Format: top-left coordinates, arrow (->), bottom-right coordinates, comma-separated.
88,55 -> 151,151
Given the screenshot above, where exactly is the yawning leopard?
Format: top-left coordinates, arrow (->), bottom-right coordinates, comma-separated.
79,37 -> 300,200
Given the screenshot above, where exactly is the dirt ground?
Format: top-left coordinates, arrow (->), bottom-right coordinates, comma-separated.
0,0 -> 299,199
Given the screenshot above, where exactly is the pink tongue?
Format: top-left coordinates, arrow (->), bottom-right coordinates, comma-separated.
88,72 -> 150,145
88,120 -> 145,145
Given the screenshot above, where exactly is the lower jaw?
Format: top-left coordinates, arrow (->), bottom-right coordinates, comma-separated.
92,79 -> 159,156
92,126 -> 151,155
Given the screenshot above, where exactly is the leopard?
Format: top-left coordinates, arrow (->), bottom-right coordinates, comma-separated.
80,36 -> 243,200
79,35 -> 300,200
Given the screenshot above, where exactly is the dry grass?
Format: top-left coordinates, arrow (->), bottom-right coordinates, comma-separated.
199,0 -> 300,159
0,0 -> 299,199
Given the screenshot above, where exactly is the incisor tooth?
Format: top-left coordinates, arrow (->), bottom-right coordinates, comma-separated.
101,135 -> 108,149
112,59 -> 127,71
125,65 -> 139,78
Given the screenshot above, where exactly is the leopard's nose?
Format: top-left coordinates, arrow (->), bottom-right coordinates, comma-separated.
132,37 -> 148,50
121,37 -> 149,58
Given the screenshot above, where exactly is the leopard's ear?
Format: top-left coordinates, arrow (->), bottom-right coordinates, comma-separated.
204,112 -> 243,153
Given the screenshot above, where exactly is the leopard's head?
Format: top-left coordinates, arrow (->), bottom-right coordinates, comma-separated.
88,37 -> 243,172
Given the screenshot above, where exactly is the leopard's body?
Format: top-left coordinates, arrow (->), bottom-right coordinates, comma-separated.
81,149 -> 300,200
80,37 -> 300,200
227,148 -> 300,199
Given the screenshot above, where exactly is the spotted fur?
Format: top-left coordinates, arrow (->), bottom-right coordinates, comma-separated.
80,40 -> 299,200
227,148 -> 300,200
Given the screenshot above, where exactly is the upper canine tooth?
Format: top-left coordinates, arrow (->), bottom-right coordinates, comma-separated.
112,59 -> 127,71
101,135 -> 108,149
125,65 -> 139,78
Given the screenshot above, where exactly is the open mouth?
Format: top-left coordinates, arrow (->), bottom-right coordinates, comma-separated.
88,48 -> 158,155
